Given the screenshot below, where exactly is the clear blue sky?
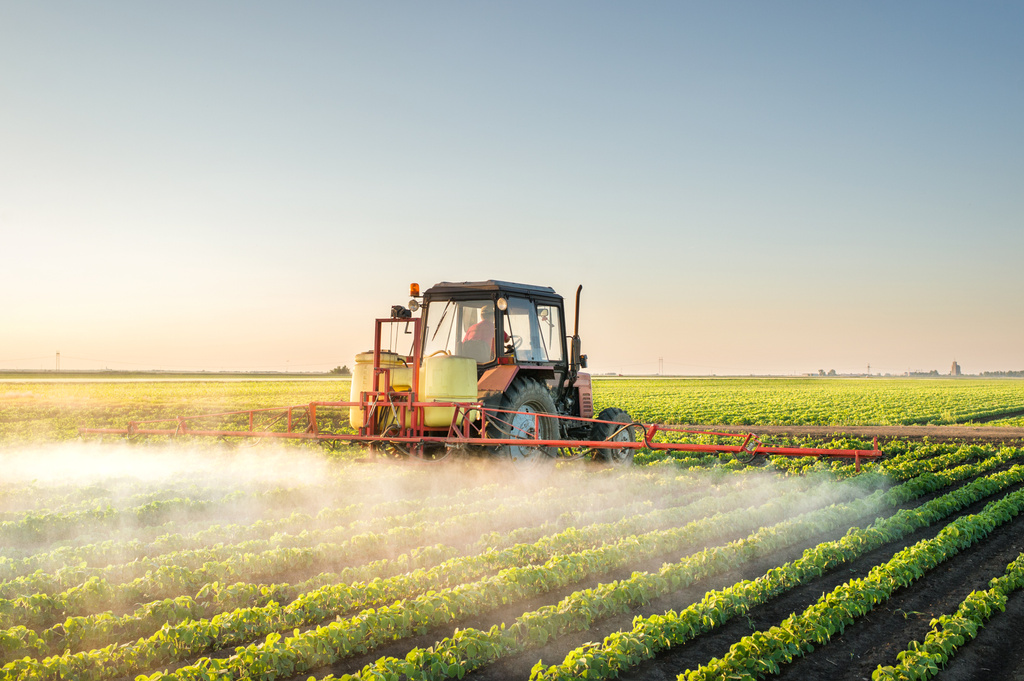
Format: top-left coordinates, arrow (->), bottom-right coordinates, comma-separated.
2,2 -> 1022,375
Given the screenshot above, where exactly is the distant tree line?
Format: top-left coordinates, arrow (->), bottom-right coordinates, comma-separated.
329,365 -> 351,376
980,370 -> 1024,377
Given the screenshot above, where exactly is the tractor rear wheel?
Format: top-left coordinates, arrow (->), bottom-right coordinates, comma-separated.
494,377 -> 559,469
591,407 -> 638,465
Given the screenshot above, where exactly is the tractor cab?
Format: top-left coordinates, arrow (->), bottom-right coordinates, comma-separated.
420,281 -> 566,372
417,281 -> 585,415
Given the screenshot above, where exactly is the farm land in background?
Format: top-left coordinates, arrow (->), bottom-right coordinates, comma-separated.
3,376 -> 1024,444
2,376 -> 1024,680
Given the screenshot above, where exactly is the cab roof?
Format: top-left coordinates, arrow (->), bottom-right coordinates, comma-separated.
423,280 -> 560,299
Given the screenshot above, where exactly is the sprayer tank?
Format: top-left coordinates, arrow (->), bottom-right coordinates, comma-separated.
349,352 -> 477,429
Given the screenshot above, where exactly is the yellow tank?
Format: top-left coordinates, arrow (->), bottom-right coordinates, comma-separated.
420,355 -> 478,427
349,352 -> 413,428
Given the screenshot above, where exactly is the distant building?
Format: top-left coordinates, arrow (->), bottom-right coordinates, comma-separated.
951,361 -> 961,376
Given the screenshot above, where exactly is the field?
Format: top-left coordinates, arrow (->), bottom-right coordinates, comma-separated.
4,376 -> 1024,445
2,376 -> 1024,681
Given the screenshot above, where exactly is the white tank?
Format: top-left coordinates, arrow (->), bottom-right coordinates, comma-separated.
349,352 -> 412,428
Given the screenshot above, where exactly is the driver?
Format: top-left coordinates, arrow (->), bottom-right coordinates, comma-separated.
463,305 -> 496,346
463,305 -> 510,356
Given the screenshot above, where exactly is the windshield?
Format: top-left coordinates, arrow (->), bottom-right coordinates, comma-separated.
422,298 -> 496,363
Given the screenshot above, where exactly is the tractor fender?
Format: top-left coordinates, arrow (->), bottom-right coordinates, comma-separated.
478,365 -> 555,405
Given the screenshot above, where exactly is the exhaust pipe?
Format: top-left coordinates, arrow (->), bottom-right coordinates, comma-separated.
571,285 -> 586,374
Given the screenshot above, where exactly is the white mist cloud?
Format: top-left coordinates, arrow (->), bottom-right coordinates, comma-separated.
0,441 -> 333,488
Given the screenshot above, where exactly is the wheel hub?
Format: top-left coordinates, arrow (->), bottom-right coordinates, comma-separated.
508,405 -> 547,465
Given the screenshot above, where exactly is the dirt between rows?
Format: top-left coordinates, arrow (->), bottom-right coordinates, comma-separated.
301,477 -> 1024,681
687,424 -> 1024,443
473,481 -> 1024,681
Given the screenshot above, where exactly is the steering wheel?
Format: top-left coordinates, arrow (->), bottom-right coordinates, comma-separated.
511,335 -> 524,350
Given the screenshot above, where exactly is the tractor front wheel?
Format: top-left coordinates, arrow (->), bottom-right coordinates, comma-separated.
591,407 -> 638,465
494,378 -> 559,469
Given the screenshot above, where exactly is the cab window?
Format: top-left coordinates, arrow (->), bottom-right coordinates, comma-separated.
422,299 -> 496,363
502,297 -> 564,363
537,303 -> 564,362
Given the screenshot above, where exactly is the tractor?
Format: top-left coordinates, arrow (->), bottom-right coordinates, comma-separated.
349,280 -> 636,466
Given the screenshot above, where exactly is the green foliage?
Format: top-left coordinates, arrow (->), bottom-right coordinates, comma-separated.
533,452 -> 1024,680
592,377 -> 1024,427
3,392 -> 1024,681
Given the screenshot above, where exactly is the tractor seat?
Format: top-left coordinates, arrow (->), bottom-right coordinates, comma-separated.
460,339 -> 493,363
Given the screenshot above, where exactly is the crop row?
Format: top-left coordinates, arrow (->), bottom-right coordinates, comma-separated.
761,441 -> 991,483
0,472 -> 861,681
344,458 -> 1024,681
4,439 -> 1018,681
5,443 -> 1007,673
334,485 -> 897,681
0,475 -> 543,567
0,483 -> 607,628
0,489 -> 464,579
682,486 -> 1024,680
0,465 -> 741,617
872,550 -> 1024,680
530,460 -> 1024,680
0,484 -> 241,524
0,467 -> 437,548
140,481 -> 870,681
0,469 -> 786,650
881,443 -> 991,481
1,492 -> 689,658
3,484 -> 535,594
0,495 -> 246,551
0,463 -> 734,587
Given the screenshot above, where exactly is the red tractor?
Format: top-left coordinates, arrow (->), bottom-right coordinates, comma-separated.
350,280 -> 636,466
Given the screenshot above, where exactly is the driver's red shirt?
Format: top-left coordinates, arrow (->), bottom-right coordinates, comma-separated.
464,321 -> 510,350
463,321 -> 494,344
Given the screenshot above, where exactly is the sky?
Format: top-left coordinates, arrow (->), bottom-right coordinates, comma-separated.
2,2 -> 1022,376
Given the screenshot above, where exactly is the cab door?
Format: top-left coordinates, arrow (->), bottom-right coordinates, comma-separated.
499,296 -> 567,383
